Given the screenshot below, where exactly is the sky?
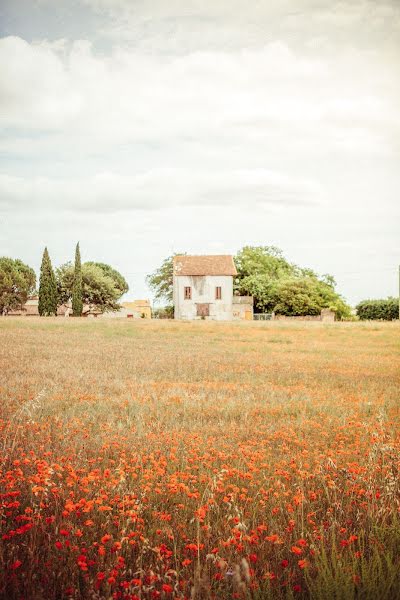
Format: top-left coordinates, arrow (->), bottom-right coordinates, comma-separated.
0,0 -> 399,306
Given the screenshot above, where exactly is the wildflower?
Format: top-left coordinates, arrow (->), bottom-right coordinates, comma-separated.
281,559 -> 289,568
249,553 -> 258,563
348,535 -> 358,543
101,534 -> 111,544
298,559 -> 310,569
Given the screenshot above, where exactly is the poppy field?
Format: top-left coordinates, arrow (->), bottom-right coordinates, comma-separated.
0,318 -> 399,599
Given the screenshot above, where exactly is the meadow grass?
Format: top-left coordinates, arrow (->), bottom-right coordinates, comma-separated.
0,318 -> 399,599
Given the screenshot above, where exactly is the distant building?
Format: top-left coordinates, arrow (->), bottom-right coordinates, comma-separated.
98,300 -> 151,319
122,300 -> 151,319
173,255 -> 253,321
7,295 -> 40,316
8,297 -> 152,319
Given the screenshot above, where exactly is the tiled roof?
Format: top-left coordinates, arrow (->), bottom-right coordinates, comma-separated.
173,255 -> 237,276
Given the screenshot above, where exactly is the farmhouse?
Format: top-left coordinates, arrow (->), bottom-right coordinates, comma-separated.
173,255 -> 253,321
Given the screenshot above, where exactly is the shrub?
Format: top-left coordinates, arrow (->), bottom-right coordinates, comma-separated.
355,297 -> 398,321
153,305 -> 174,319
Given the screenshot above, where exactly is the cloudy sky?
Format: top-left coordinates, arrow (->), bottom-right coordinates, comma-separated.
0,0 -> 399,305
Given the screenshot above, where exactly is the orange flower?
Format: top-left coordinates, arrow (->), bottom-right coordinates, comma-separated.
298,559 -> 310,569
101,534 -> 111,544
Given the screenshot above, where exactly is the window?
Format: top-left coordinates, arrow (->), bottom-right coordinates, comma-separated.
184,286 -> 191,300
215,286 -> 222,300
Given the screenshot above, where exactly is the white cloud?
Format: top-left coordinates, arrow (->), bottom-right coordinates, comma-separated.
0,168 -> 319,213
0,36 -> 82,128
1,35 -> 398,146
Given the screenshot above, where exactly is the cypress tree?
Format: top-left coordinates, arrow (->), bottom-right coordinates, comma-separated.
38,247 -> 58,316
72,242 -> 83,316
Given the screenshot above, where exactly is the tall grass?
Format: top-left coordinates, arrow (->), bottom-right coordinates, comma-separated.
0,319 -> 399,599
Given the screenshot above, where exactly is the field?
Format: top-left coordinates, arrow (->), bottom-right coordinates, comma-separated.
0,318 -> 399,600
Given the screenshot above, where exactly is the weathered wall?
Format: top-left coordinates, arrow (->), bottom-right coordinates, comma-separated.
232,296 -> 254,320
173,275 -> 233,320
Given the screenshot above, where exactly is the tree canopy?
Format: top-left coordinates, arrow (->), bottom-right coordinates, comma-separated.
234,246 -> 351,319
56,261 -> 127,313
0,257 -> 36,315
356,297 -> 398,321
86,262 -> 129,296
146,253 -> 184,304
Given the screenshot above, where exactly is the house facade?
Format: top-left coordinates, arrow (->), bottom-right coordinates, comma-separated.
121,300 -> 151,319
173,255 -> 240,321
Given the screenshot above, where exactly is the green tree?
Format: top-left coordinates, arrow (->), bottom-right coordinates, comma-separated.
146,253 -> 185,304
356,297 -> 398,321
38,247 -> 58,316
272,277 -> 351,319
234,246 -> 351,319
234,246 -> 296,311
72,243 -> 83,316
235,245 -> 295,280
0,257 -> 36,315
57,261 -> 126,313
85,262 -> 129,296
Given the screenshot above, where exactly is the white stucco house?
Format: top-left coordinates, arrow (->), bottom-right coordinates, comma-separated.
173,255 -> 252,321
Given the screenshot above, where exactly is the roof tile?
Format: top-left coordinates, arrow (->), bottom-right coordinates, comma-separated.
173,255 -> 237,276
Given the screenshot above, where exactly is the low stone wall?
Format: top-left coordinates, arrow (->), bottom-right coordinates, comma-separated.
274,314 -> 321,321
273,309 -> 336,323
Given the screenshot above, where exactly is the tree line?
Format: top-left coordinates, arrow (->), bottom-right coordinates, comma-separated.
0,244 -> 128,316
147,246 -> 397,321
1,245 -> 397,319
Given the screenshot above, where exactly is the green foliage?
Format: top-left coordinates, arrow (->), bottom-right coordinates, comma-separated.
273,277 -> 325,316
85,262 -> 129,297
235,245 -> 295,280
0,257 -> 36,315
146,253 -> 185,304
273,277 -> 352,319
234,246 -> 351,319
38,247 -> 57,316
305,524 -> 400,600
152,305 -> 174,319
56,261 -> 124,313
72,243 -> 83,317
355,297 -> 398,321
